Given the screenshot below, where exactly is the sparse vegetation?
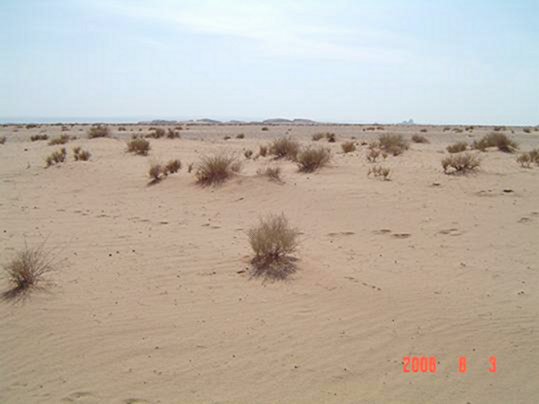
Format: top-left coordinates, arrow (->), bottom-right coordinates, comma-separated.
166,128 -> 180,139
257,166 -> 282,182
261,127 -> 269,131
0,136 -> 6,144
341,141 -> 357,153
453,128 -> 464,133
45,148 -> 67,167
472,133 -> 518,153
523,128 -> 531,134
420,128 -> 428,133
30,134 -> 49,141
25,124 -> 38,129
188,163 -> 194,173
73,147 -> 91,161
366,143 -> 386,163
296,147 -> 330,172
127,138 -> 150,156
236,133 -> 245,139
165,159 -> 181,174
447,142 -> 468,153
148,163 -> 164,182
378,134 -> 409,156
269,137 -> 300,160
517,149 -> 539,168
367,165 -> 391,180
248,213 -> 299,278
224,135 -> 231,140
312,133 -> 324,141
48,134 -> 70,145
146,128 -> 165,139
411,134 -> 429,143
195,153 -> 239,185
326,133 -> 336,143
442,152 -> 481,174
259,145 -> 268,157
88,125 -> 110,139
244,149 -> 253,159
2,243 -> 55,299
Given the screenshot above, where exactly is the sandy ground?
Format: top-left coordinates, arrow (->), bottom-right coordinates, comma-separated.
0,124 -> 538,404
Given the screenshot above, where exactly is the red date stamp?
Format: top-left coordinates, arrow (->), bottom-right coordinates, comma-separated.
403,356 -> 497,373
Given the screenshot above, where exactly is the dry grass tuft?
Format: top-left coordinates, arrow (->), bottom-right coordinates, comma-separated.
447,142 -> 468,153
127,138 -> 150,156
296,147 -> 330,172
269,137 -> 300,160
166,128 -> 180,139
259,145 -> 268,157
2,242 -> 55,300
88,125 -> 110,139
517,150 -> 539,168
48,134 -> 70,145
165,159 -> 182,174
148,163 -> 164,182
367,165 -> 391,180
73,147 -> 91,161
442,152 -> 481,174
248,213 -> 299,279
244,149 -> 253,159
31,134 -> 49,142
146,128 -> 165,139
312,133 -> 324,141
411,134 -> 429,143
188,163 -> 194,173
195,154 -> 239,185
473,133 -> 518,153
341,141 -> 357,153
257,166 -> 282,182
378,134 -> 409,155
45,148 -> 67,167
236,133 -> 245,139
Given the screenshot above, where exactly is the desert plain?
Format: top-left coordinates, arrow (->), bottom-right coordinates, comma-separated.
0,123 -> 538,403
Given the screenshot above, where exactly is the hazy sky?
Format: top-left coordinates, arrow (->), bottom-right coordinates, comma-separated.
1,0 -> 538,124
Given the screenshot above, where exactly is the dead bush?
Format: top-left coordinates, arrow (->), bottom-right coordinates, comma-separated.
146,128 -> 165,139
248,213 -> 299,278
166,129 -> 180,139
236,133 -> 245,139
257,166 -> 282,182
447,142 -> 468,153
341,141 -> 356,153
224,135 -> 231,140
378,134 -> 409,155
30,134 -> 49,141
326,133 -> 336,143
261,127 -> 269,131
73,147 -> 91,161
442,152 -> 481,174
312,133 -> 324,141
127,138 -> 150,156
88,125 -> 110,138
296,147 -> 330,172
244,149 -> 253,159
259,145 -> 268,157
45,148 -> 67,167
188,163 -> 193,173
148,163 -> 165,182
0,136 -> 6,144
367,165 -> 391,180
517,153 -> 533,168
269,137 -> 300,160
165,159 -> 181,174
472,133 -> 518,153
411,134 -> 429,143
195,154 -> 239,185
48,134 -> 70,145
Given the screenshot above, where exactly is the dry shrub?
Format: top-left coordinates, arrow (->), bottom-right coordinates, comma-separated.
165,159 -> 181,174
443,127 -> 451,132
244,149 -> 253,159
248,213 -> 299,278
148,163 -> 164,182
326,133 -> 336,143
529,149 -> 539,164
236,133 -> 245,139
341,141 -> 357,153
412,134 -> 429,143
261,127 -> 269,131
88,125 -> 110,138
31,134 -> 49,141
269,137 -> 300,160
48,134 -> 70,145
378,134 -> 409,156
118,126 -> 127,131
420,128 -> 428,133
2,243 -> 55,299
442,152 -> 481,174
259,145 -> 268,157
523,128 -> 531,133
447,142 -> 468,153
127,138 -> 150,155
224,135 -> 231,140
188,163 -> 193,173
45,148 -> 67,167
493,126 -> 506,132
312,133 -> 324,141
465,126 -> 474,131
166,128 -> 180,139
73,147 -> 91,161
473,133 -> 518,153
0,136 -> 5,145
195,153 -> 239,185
257,166 -> 282,182
367,165 -> 391,180
25,124 -> 38,129
146,128 -> 165,139
296,147 -> 330,172
517,150 -> 539,168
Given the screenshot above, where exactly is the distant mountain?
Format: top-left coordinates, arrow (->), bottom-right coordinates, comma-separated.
138,119 -> 178,125
262,118 -> 318,125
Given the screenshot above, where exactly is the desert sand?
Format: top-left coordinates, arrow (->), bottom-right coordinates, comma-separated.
0,123 -> 538,403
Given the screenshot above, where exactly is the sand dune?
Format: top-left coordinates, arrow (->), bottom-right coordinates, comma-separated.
1,124 -> 538,403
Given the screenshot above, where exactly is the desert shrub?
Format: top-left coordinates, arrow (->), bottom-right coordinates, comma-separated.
261,127 -> 269,131
174,126 -> 183,130
296,147 -> 330,172
244,149 -> 253,159
257,166 -> 282,182
45,148 -> 67,167
148,163 -> 164,182
88,125 -> 110,138
166,128 -> 180,139
195,153 -> 239,185
443,127 -> 451,132
236,133 -> 245,139
523,128 -> 531,134
61,125 -> 69,132
367,165 -> 391,180
465,126 -> 474,131
30,134 -> 49,141
472,133 -> 518,153
326,133 -> 336,142
73,147 -> 91,161
493,126 -> 506,132
0,136 -> 5,145
420,128 -> 428,133
447,142 -> 468,153
366,143 -> 386,162
341,141 -> 357,153
48,134 -> 70,145
146,128 -> 165,139
164,159 -> 181,174
442,152 -> 481,174
224,135 -> 231,140
453,128 -> 463,133
517,153 -> 533,168
529,149 -> 539,164
378,134 -> 409,156
269,137 -> 300,160
312,133 -> 324,141
127,138 -> 150,156
411,134 -> 429,143
259,145 -> 268,157
118,126 -> 127,131
188,163 -> 193,173
2,243 -> 54,298
248,213 -> 299,276
25,124 -> 38,129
